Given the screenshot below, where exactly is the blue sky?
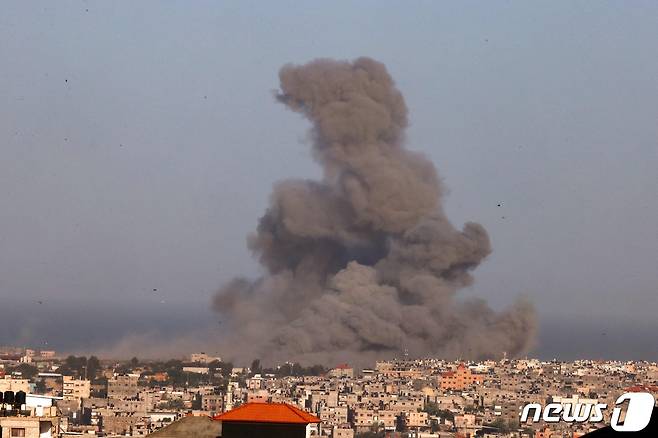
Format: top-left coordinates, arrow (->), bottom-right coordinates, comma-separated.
1,1 -> 657,359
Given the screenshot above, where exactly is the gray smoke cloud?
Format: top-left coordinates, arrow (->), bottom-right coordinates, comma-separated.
213,57 -> 536,365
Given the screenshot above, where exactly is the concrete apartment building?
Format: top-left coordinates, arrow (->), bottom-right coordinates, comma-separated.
353,408 -> 376,430
439,363 -> 482,390
201,394 -> 224,413
388,398 -> 423,415
375,361 -> 423,379
107,374 -> 140,399
319,405 -> 348,427
189,353 -> 221,364
0,417 -> 54,438
352,409 -> 397,432
247,390 -> 269,403
333,426 -> 355,438
375,410 -> 397,430
328,364 -> 354,379
406,411 -> 429,428
98,410 -> 149,436
0,377 -> 29,393
182,366 -> 209,374
0,395 -> 60,438
62,376 -> 90,401
310,390 -> 338,409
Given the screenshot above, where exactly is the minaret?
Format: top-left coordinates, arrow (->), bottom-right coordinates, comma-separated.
224,381 -> 234,412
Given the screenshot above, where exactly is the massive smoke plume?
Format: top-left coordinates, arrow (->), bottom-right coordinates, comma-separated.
213,57 -> 536,365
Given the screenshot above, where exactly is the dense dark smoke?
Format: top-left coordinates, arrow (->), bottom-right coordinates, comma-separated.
213,57 -> 536,365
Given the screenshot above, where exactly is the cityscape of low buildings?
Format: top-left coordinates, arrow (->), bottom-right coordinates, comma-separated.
0,346 -> 656,437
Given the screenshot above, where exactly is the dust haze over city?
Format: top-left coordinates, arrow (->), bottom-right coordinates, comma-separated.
1,1 -> 657,364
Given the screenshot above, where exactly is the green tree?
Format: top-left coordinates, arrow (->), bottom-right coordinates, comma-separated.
250,359 -> 262,375
292,363 -> 304,376
487,418 -> 516,433
86,356 -> 101,381
306,364 -> 326,376
423,402 -> 454,423
59,355 -> 89,377
219,361 -> 233,378
12,363 -> 38,379
34,380 -> 47,394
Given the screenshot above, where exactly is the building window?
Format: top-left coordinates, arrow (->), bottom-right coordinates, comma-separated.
11,429 -> 26,437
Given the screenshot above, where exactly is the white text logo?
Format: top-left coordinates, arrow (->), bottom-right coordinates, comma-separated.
520,392 -> 655,432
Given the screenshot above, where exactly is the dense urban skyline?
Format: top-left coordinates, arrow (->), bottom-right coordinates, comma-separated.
1,1 -> 657,360
1,347 -> 656,436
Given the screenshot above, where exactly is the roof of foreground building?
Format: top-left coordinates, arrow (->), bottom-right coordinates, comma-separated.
213,402 -> 321,424
147,416 -> 220,438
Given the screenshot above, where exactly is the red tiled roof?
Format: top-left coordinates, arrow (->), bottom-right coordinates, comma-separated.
213,403 -> 321,424
626,384 -> 658,393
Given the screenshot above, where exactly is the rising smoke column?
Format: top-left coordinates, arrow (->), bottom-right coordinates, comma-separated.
213,57 -> 536,365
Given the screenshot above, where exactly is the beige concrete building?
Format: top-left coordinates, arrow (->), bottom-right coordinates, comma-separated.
100,412 -> 147,436
107,374 -> 139,399
333,426 -> 355,438
202,394 -> 224,413
189,352 -> 221,364
182,367 -> 209,374
0,407 -> 60,438
0,417 -> 50,438
406,411 -> 428,428
440,363 -> 482,391
328,364 -> 354,379
353,409 -> 375,429
62,376 -> 90,401
375,410 -> 397,430
0,377 -> 29,393
319,405 -> 348,427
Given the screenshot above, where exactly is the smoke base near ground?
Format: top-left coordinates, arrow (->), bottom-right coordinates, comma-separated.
213,57 -> 536,365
